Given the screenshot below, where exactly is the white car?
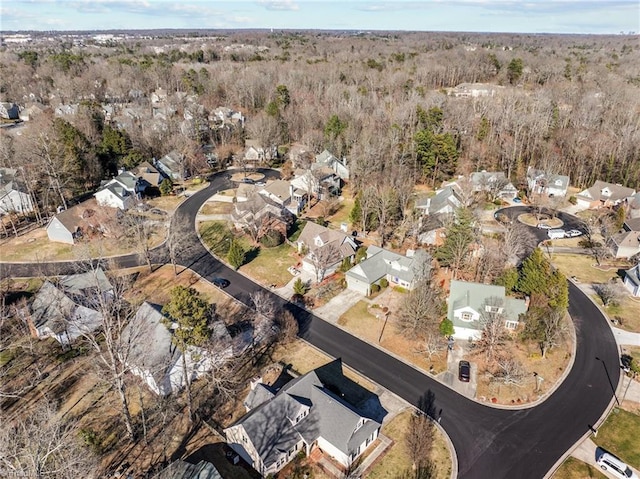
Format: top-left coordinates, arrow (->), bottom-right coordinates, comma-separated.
597,452 -> 639,479
565,229 -> 582,237
536,223 -> 552,229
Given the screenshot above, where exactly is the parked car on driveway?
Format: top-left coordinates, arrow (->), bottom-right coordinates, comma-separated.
565,229 -> 582,237
241,177 -> 255,184
597,452 -> 638,479
548,229 -> 566,239
458,360 -> 471,382
536,223 -> 552,229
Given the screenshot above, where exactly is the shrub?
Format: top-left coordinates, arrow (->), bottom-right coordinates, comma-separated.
370,284 -> 381,294
355,247 -> 368,264
568,195 -> 577,205
379,278 -> 389,288
159,178 -> 173,196
260,230 -> 284,248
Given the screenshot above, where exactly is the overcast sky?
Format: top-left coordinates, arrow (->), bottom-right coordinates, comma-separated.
2,0 -> 639,35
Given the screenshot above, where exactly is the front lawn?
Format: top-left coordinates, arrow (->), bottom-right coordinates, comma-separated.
553,457 -> 607,479
551,253 -> 626,284
594,408 -> 640,469
367,410 -> 451,479
199,201 -> 233,215
239,243 -> 297,288
199,220 -> 235,256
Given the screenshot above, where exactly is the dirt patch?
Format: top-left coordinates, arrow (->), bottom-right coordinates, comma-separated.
518,213 -> 563,228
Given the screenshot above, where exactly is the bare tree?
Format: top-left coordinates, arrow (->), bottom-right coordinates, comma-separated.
124,211 -> 154,272
166,213 -> 193,276
0,402 -> 97,478
415,331 -> 446,360
397,281 -> 444,336
594,282 -> 624,307
491,357 -> 528,387
406,412 -> 434,470
502,221 -> 535,265
309,244 -> 338,283
275,309 -> 299,344
74,263 -> 139,440
474,299 -> 509,363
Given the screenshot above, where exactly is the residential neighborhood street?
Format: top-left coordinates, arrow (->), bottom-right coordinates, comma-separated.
0,171 -> 626,479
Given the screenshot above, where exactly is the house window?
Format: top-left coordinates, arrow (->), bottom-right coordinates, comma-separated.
505,321 -> 518,330
460,312 -> 473,322
485,305 -> 503,314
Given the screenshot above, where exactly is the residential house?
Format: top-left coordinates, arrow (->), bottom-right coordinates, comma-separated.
242,140 -> 268,168
623,263 -> 640,297
0,102 -> 20,119
54,103 -> 79,117
628,193 -> 640,219
46,199 -> 114,245
25,281 -> 103,346
123,302 -> 232,396
259,180 -> 306,216
291,168 -> 340,201
447,280 -> 528,341
296,222 -> 358,281
417,215 -> 447,247
415,185 -> 463,217
527,167 -> 570,198
231,193 -> 295,240
59,267 -> 113,307
155,150 -> 185,181
153,460 -> 223,479
288,142 -> 315,169
346,246 -> 430,295
0,167 -> 34,215
608,231 -> 640,259
18,102 -> 47,121
132,161 -> 163,188
575,180 -> 636,210
623,218 -> 640,233
94,171 -> 140,210
449,83 -> 504,98
209,106 -> 245,129
225,359 -> 383,477
315,149 -> 349,180
469,171 -> 518,200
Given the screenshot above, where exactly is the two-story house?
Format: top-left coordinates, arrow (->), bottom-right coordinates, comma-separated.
94,171 -> 141,210
526,167 -> 570,198
575,180 -> 636,210
448,280 -> 528,341
346,246 -> 430,295
258,180 -> 306,216
225,360 -> 382,477
296,222 -> 358,281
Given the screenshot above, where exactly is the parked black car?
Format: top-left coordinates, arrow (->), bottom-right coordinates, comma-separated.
212,277 -> 230,288
458,360 -> 471,382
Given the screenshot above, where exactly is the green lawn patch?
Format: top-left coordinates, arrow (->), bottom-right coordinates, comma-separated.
287,219 -> 307,242
199,221 -> 234,256
239,243 -> 296,287
551,254 -> 623,284
594,408 -> 640,468
200,202 -> 233,215
553,457 -> 607,479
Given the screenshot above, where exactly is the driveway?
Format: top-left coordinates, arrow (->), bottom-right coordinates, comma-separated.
312,288 -> 364,324
440,343 -> 477,400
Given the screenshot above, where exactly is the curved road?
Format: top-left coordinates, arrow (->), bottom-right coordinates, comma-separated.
0,176 -> 621,478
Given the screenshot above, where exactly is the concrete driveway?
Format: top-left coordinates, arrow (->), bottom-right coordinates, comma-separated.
313,288 -> 364,324
439,343 -> 477,399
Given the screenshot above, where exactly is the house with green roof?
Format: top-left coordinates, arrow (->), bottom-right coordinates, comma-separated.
345,246 -> 430,295
448,280 -> 528,341
224,360 -> 383,477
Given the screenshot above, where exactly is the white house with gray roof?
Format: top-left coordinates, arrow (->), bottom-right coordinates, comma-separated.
415,185 -> 463,217
94,171 -> 140,210
448,280 -> 528,341
346,246 -> 430,295
469,171 -> 517,199
527,167 -> 570,198
123,302 -> 232,396
26,281 -> 103,346
225,360 -> 382,477
0,167 -> 34,215
624,264 -> 640,297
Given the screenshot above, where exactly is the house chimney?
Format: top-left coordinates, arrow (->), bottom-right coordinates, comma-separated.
289,184 -> 295,201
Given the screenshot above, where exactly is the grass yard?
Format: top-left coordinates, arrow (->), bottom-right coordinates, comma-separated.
199,220 -> 235,256
271,341 -> 376,392
602,296 -> 640,333
553,457 -> 607,479
338,300 -> 447,374
146,195 -> 183,214
199,201 -> 233,215
239,243 -> 297,287
594,408 -> 640,469
367,410 -> 451,479
551,253 -> 626,284
327,197 -> 354,228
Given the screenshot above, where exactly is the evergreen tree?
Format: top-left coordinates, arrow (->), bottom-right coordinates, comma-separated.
434,208 -> 475,278
516,248 -> 550,296
227,239 -> 246,270
507,58 -> 524,84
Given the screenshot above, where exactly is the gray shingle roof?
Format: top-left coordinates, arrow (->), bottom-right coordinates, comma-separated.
346,246 -> 430,285
153,460 -> 223,479
232,360 -> 381,470
448,280 -> 527,332
579,180 -> 636,203
625,265 -> 640,287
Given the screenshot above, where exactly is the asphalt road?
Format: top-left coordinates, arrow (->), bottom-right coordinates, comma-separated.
0,176 -> 621,479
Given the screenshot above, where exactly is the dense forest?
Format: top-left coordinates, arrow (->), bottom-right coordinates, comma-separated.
1,30 -> 639,213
